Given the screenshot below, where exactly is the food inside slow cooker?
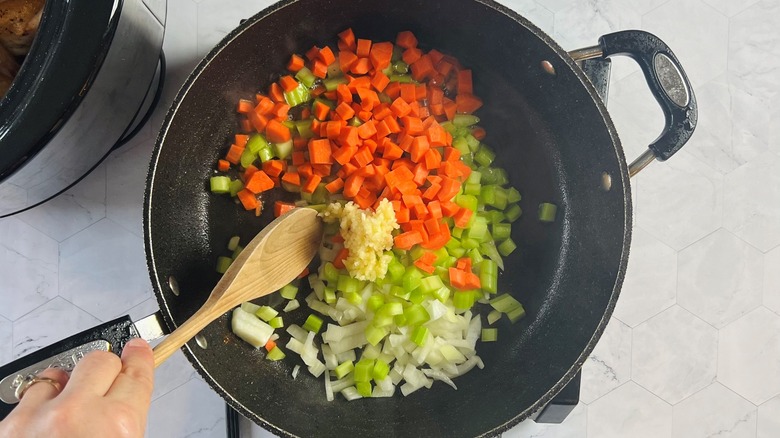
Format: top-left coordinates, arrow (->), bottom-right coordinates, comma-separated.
0,0 -> 45,96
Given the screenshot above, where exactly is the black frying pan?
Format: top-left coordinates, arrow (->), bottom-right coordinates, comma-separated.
0,0 -> 696,436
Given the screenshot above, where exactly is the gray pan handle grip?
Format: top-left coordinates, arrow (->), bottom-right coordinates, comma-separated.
0,315 -> 139,418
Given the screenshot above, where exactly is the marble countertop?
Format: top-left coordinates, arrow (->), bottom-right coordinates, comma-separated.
1,0 -> 779,437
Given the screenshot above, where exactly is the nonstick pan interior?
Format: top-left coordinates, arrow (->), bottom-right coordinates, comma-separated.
145,0 -> 630,436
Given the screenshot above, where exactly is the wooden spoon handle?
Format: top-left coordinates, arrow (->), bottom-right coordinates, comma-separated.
152,305 -> 214,367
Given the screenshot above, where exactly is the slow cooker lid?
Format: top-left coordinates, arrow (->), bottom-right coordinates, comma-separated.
0,0 -> 121,180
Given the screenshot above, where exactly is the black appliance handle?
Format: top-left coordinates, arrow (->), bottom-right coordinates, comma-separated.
574,30 -> 698,176
0,315 -> 155,419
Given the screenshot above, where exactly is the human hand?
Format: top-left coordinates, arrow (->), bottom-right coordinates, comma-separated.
0,338 -> 154,438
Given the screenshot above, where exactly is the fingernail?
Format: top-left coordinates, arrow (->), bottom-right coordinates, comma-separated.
124,338 -> 150,349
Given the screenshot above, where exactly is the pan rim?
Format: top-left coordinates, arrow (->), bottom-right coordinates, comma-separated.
144,0 -> 632,436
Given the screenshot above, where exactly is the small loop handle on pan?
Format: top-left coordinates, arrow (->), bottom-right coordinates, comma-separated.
570,30 -> 698,176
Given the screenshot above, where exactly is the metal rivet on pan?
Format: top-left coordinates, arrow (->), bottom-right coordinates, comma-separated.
168,276 -> 180,296
195,334 -> 208,349
541,60 -> 556,76
601,172 -> 612,191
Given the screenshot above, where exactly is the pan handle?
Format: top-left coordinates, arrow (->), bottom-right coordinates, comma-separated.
0,312 -> 166,419
570,30 -> 698,176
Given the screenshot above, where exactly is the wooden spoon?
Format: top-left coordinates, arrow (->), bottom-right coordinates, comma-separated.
153,208 -> 323,367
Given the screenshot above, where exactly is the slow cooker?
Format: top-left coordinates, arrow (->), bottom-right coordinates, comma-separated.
0,0 -> 166,217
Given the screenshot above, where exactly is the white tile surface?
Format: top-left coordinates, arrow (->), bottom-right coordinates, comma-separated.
613,226 -> 677,327
579,317 -> 632,404
672,383 -> 756,438
677,229 -> 763,328
0,217 -> 59,321
631,306 -> 718,404
11,297 -> 101,358
0,1 -> 778,437
59,218 -> 152,321
587,382 -> 672,438
718,307 -> 780,405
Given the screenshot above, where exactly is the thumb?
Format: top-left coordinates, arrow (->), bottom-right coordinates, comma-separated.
106,338 -> 155,412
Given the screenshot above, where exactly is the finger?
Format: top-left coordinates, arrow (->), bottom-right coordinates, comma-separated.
106,338 -> 154,413
16,367 -> 69,407
62,350 -> 122,396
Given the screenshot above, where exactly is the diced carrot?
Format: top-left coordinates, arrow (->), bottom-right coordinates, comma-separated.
336,83 -> 353,103
465,272 -> 481,289
237,99 -> 254,114
394,230 -> 423,250
472,126 -> 486,141
281,172 -> 301,186
371,71 -> 390,92
245,170 -> 275,194
335,101 -> 355,120
337,127 -> 360,149
357,88 -> 379,111
455,93 -> 483,114
244,165 -> 259,180
217,159 -> 230,172
443,147 -> 461,162
402,47 -> 422,65
350,57 -> 370,75
427,200 -> 442,219
410,54 -> 435,81
262,160 -> 286,177
453,207 -> 473,228
369,42 -> 393,70
279,75 -> 299,92
351,146 -> 373,167
265,339 -> 277,352
325,177 -> 344,193
356,39 -> 372,57
318,46 -> 336,65
255,97 -> 275,115
390,97 -> 411,117
298,163 -> 313,180
422,221 -> 450,249
265,119 -> 291,143
312,164 -> 331,176
414,260 -> 435,274
269,82 -> 285,103
357,120 -> 377,139
302,174 -> 322,193
456,257 -> 472,272
396,31 -> 418,49
441,201 -> 460,217
237,189 -> 259,210
443,99 -> 457,120
437,177 -> 461,202
423,148 -> 442,170
312,60 -> 328,78
410,136 -> 430,163
375,120 -> 391,139
239,117 -> 252,133
287,54 -> 305,72
225,144 -> 244,165
458,69 -> 473,94
248,110 -> 269,132
422,183 -> 441,201
308,138 -> 332,164
274,201 -> 296,217
338,28 -> 356,50
312,100 -> 330,121
343,174 -> 364,198
448,268 -> 467,289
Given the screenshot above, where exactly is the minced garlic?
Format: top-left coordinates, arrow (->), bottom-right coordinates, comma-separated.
320,199 -> 399,281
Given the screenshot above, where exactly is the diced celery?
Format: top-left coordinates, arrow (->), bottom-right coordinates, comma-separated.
465,216 -> 488,242
372,359 -> 390,381
408,289 -> 425,304
367,294 -> 385,312
387,258 -> 405,284
492,223 -> 511,241
334,360 -> 354,379
266,346 -> 286,361
411,326 -> 428,346
232,245 -> 243,259
279,283 -> 299,300
464,183 -> 481,196
453,137 -> 471,155
461,238 -> 479,250
322,262 -> 339,283
389,74 -> 413,83
465,134 -> 480,151
273,139 -> 294,160
432,286 -> 451,303
345,291 -> 362,305
420,275 -> 444,294
498,238 -> 517,257
231,308 -> 273,348
449,246 -> 467,258
255,306 -> 278,322
507,187 -> 522,203
403,304 -> 430,326
505,204 -> 522,222
323,76 -> 348,91
538,202 -> 558,222
295,120 -> 314,139
402,267 -> 424,292
468,248 -> 484,267
303,314 -> 324,333
295,67 -> 316,87
392,60 -> 409,74
324,287 -> 337,304
489,294 -> 523,313
352,358 -> 374,382
391,285 -> 410,300
481,328 -> 497,342
453,290 -> 476,310
216,256 -> 232,273
507,305 -> 526,323
246,134 -> 270,154
365,324 -> 387,345
452,227 -> 464,239
337,274 -> 361,294
209,176 -> 231,194
284,82 -> 311,107
377,302 -> 403,317
227,236 -> 240,251
229,179 -> 243,197
487,309 -> 502,325
356,381 -> 372,397
453,114 -> 480,127
456,194 -> 478,212
269,316 -> 284,329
